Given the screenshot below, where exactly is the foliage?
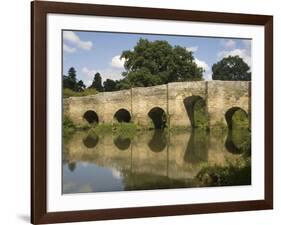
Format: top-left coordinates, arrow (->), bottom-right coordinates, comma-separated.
232,109 -> 249,129
212,55 -> 251,81
91,123 -> 138,138
121,38 -> 203,87
89,73 -> 103,91
195,158 -> 251,186
76,80 -> 86,92
103,79 -> 118,92
63,67 -> 86,92
193,99 -> 209,129
113,122 -> 138,139
63,115 -> 76,138
63,88 -> 98,98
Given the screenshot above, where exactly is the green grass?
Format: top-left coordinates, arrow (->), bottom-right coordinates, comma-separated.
63,88 -> 98,98
90,122 -> 139,139
63,115 -> 91,141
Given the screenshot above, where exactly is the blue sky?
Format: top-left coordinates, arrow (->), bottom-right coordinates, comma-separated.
63,30 -> 251,86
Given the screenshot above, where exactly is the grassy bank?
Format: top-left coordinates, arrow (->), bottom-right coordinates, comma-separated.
92,122 -> 138,139
63,88 -> 98,98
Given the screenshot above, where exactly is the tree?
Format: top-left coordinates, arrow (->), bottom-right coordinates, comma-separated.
120,38 -> 203,87
103,79 -> 117,92
115,78 -> 131,90
76,80 -> 86,92
63,67 -> 78,91
212,56 -> 251,81
90,72 -> 103,91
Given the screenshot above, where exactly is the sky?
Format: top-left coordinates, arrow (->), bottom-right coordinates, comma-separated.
63,30 -> 251,87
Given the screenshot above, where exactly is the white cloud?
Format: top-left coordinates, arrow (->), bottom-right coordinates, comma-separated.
111,55 -> 125,69
194,58 -> 212,81
82,67 -> 123,86
203,72 -> 212,81
63,31 -> 80,43
186,46 -> 198,52
221,39 -> 236,49
78,41 -> 93,50
111,169 -> 121,179
63,31 -> 93,51
63,44 -> 76,53
194,58 -> 210,72
217,48 -> 251,67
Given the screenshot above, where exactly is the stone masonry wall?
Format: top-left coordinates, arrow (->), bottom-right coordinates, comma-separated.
63,81 -> 250,129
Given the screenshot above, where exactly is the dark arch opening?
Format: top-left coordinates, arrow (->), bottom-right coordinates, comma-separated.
83,133 -> 99,149
148,107 -> 167,129
183,96 -> 208,128
225,107 -> 248,129
148,130 -> 167,152
114,136 -> 131,150
114,109 -> 131,123
83,110 -> 99,125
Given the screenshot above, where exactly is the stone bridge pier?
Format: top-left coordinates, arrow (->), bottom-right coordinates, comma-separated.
63,81 -> 251,129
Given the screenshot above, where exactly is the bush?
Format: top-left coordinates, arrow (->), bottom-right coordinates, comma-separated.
63,115 -> 76,138
195,158 -> 251,186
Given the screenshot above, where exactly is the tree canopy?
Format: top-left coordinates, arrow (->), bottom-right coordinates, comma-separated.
212,55 -> 251,81
103,79 -> 117,92
63,67 -> 86,92
120,38 -> 203,87
89,73 -> 103,91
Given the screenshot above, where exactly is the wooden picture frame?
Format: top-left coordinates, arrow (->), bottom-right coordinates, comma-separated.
31,1 -> 273,224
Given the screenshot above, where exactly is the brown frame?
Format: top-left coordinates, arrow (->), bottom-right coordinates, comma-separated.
31,1 -> 273,224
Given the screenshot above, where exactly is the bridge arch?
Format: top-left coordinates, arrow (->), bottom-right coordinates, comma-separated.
183,95 -> 208,128
148,107 -> 167,129
225,107 -> 248,129
114,108 -> 131,123
83,110 -> 99,125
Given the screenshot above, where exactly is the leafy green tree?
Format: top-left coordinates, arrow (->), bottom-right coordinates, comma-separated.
63,67 -> 77,90
90,72 -> 103,91
75,80 -> 86,92
113,78 -> 131,90
121,38 -> 203,87
103,79 -> 117,92
212,56 -> 251,81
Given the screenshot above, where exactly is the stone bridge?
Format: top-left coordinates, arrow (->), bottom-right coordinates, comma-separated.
63,81 -> 251,129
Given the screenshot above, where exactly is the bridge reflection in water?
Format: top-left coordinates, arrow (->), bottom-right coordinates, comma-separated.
63,129 -> 249,194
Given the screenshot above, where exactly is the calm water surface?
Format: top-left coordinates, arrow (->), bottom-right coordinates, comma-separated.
63,129 -> 250,194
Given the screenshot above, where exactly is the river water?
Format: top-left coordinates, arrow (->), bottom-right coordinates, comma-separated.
63,129 -> 250,194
